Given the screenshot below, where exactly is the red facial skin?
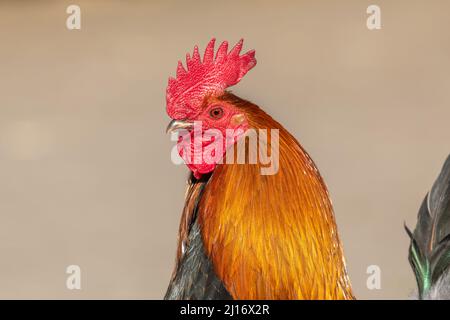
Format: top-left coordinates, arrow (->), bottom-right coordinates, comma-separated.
177,99 -> 248,179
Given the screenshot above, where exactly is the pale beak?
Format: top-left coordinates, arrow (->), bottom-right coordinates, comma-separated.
166,119 -> 194,134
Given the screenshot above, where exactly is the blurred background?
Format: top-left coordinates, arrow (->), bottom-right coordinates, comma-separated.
0,0 -> 449,299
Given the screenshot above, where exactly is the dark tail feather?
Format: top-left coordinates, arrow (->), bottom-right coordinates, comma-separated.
406,154 -> 450,299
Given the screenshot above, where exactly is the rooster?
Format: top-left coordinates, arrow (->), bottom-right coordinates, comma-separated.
163,38 -> 450,300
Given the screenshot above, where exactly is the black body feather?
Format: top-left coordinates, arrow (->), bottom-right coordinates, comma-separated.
406,155 -> 450,299
164,176 -> 232,300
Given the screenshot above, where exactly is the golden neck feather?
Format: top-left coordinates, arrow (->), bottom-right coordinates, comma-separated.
196,93 -> 353,299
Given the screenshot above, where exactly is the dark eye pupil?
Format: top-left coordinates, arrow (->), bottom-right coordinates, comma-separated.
210,107 -> 223,119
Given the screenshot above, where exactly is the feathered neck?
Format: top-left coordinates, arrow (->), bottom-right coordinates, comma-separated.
197,93 -> 354,299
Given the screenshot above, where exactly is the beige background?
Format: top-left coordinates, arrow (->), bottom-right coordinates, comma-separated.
0,0 -> 449,299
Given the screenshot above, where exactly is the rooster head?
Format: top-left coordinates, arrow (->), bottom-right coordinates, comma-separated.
165,38 -> 257,178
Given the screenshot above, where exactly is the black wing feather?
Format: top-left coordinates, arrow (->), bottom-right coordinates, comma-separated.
406,154 -> 450,299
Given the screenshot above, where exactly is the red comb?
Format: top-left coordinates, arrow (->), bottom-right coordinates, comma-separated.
166,38 -> 257,119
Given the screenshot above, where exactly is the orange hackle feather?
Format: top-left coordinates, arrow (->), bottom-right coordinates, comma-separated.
193,93 -> 354,300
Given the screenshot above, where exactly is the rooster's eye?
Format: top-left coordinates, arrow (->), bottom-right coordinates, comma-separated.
209,107 -> 224,119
